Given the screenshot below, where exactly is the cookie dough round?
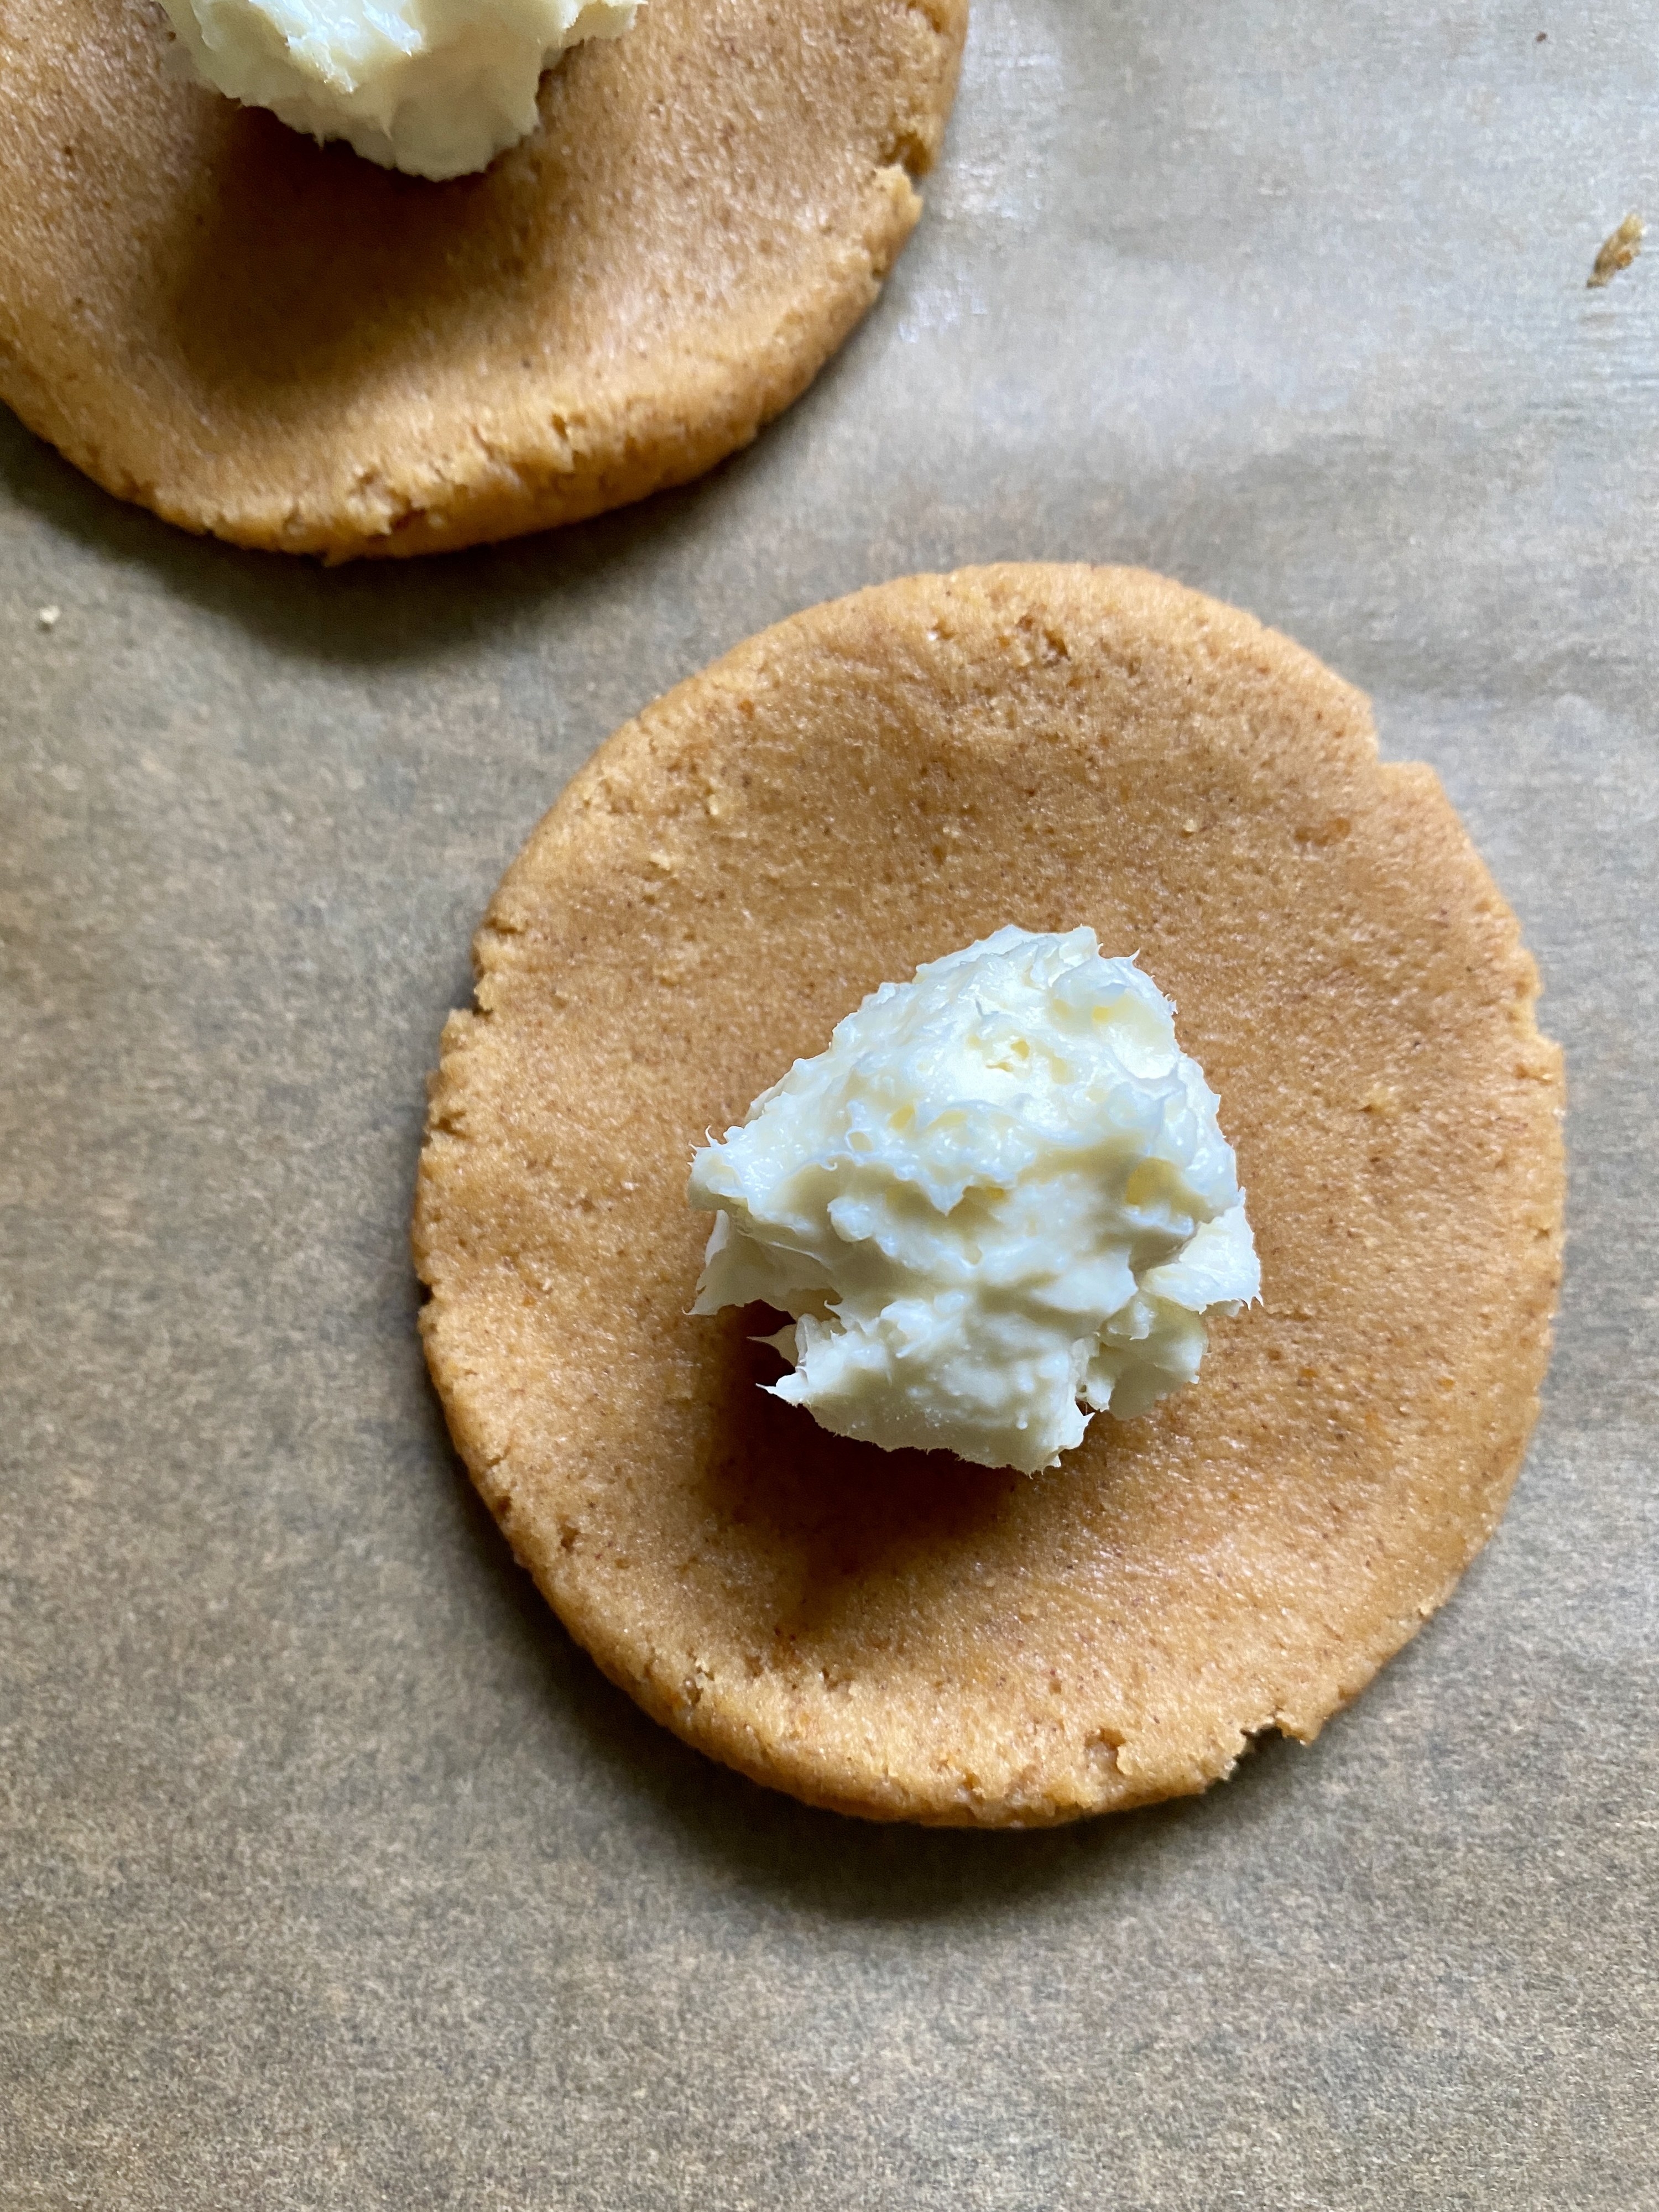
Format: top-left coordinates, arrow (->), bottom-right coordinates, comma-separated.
414,566 -> 1565,1826
0,0 -> 965,559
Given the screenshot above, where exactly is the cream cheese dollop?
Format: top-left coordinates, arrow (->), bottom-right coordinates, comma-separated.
688,926 -> 1260,1475
161,0 -> 640,180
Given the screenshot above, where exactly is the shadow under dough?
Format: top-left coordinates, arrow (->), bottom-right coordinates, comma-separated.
432,1313 -> 1305,1912
0,392 -> 753,670
446,1419 -> 1294,1922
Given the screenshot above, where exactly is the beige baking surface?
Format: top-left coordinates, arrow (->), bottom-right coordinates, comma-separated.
2,1 -> 1655,2203
0,0 -> 964,557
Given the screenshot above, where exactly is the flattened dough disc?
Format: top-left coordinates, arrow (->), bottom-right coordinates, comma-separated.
414,566 -> 1565,1825
0,0 -> 966,557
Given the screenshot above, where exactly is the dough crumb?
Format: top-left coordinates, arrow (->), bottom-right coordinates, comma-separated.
36,605 -> 60,629
1587,213 -> 1644,289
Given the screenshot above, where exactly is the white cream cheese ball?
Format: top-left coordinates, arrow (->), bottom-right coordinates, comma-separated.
161,0 -> 640,180
688,927 -> 1261,1475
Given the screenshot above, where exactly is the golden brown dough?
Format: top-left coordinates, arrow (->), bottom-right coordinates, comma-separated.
414,566 -> 1565,1825
0,0 -> 966,557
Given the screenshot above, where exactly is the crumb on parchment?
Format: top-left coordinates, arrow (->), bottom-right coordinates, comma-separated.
1588,213 -> 1644,289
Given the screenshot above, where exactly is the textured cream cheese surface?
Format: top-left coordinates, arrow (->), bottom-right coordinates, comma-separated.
161,0 -> 639,180
688,927 -> 1260,1475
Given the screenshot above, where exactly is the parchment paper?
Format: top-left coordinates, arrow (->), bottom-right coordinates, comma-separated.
3,4 -> 1655,2204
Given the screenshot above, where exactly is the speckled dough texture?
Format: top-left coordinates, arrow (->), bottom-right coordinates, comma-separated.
414,566 -> 1565,1827
0,0 -> 965,559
